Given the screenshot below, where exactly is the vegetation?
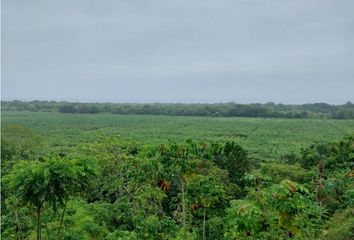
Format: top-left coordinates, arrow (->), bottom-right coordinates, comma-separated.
1,111 -> 354,239
2,111 -> 354,161
2,100 -> 354,119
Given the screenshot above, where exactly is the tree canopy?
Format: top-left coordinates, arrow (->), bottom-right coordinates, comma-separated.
2,100 -> 354,119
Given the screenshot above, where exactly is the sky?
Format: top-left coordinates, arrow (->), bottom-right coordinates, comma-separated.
1,0 -> 354,104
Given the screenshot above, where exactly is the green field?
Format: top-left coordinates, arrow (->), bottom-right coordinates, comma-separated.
2,111 -> 354,160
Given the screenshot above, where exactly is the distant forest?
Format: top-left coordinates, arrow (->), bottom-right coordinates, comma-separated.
2,100 -> 354,119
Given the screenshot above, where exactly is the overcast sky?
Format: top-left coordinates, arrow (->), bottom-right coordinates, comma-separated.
2,0 -> 354,104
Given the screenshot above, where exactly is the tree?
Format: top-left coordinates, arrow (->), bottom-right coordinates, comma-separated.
157,141 -> 202,240
212,141 -> 251,190
4,156 -> 96,240
187,174 -> 225,240
224,200 -> 263,239
266,180 -> 315,239
58,104 -> 76,113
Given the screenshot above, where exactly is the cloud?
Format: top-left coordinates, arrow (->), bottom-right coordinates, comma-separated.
2,0 -> 354,103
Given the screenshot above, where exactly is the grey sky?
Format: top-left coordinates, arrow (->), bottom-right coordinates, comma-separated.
2,0 -> 354,104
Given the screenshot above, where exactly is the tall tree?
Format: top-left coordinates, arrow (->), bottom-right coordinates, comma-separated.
4,157 -> 96,240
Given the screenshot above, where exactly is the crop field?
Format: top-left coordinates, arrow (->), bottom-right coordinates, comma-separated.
2,111 -> 354,160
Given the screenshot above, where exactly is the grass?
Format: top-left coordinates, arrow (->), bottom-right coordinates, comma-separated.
2,111 -> 354,160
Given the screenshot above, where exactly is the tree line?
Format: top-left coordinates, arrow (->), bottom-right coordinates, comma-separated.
1,124 -> 353,239
2,100 -> 354,119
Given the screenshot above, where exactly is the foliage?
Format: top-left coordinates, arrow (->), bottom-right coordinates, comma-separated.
320,208 -> 354,240
1,124 -> 45,174
3,111 -> 354,161
212,141 -> 251,189
298,136 -> 354,171
266,180 -> 320,239
3,156 -> 96,239
1,112 -> 353,239
3,100 -> 354,119
224,200 -> 263,239
246,163 -> 315,185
